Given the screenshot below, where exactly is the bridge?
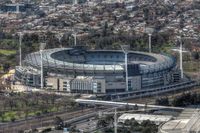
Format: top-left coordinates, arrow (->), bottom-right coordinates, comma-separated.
75,99 -> 185,111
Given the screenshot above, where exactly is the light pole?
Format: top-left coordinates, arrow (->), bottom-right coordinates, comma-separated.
72,32 -> 77,46
40,43 -> 46,89
177,36 -> 183,79
73,0 -> 78,5
16,4 -> 20,14
145,27 -> 154,53
121,45 -> 130,92
148,33 -> 152,53
19,32 -> 23,66
114,108 -> 117,133
56,33 -> 64,47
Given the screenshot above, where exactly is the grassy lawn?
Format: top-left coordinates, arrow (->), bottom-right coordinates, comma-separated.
0,111 -> 17,122
183,61 -> 200,72
0,106 -> 68,122
0,49 -> 16,56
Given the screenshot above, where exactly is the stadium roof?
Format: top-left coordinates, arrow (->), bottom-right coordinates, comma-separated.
24,48 -> 175,74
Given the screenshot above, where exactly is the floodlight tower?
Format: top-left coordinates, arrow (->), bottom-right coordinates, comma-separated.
73,33 -> 77,46
72,29 -> 77,46
121,45 -> 130,92
73,0 -> 78,5
16,4 -> 20,14
18,32 -> 23,66
145,27 -> 154,53
40,43 -> 46,89
177,36 -> 183,79
114,108 -> 117,133
56,33 -> 64,47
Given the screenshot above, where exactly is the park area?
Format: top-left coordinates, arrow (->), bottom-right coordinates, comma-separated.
0,92 -> 78,122
0,49 -> 17,72
0,49 -> 16,56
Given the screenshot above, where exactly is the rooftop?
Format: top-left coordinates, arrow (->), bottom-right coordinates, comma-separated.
118,113 -> 172,125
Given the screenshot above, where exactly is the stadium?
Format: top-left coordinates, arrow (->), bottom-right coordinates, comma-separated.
15,47 -> 181,94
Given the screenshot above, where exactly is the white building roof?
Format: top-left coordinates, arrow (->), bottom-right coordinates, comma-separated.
118,113 -> 172,125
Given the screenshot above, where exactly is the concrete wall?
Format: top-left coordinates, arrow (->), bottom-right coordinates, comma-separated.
129,76 -> 141,90
46,77 -> 59,90
93,78 -> 106,93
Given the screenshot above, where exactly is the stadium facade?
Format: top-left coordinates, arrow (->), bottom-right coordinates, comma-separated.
15,47 -> 181,94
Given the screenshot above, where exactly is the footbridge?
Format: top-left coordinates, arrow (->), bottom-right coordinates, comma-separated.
75,99 -> 184,111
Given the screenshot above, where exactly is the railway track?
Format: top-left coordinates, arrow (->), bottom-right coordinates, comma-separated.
127,84 -> 200,104
109,80 -> 197,101
0,108 -> 97,133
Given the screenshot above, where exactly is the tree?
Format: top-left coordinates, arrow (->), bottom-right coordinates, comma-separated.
39,104 -> 49,114
130,120 -> 141,131
125,103 -> 130,111
143,7 -> 149,22
69,125 -> 77,132
3,63 -> 10,72
97,118 -> 107,128
6,97 -> 16,110
193,52 -> 199,60
134,104 -> 138,110
155,97 -> 169,106
24,108 -> 30,119
179,14 -> 185,29
102,21 -> 108,37
11,116 -> 16,122
141,120 -> 158,133
54,116 -> 64,130
0,111 -> 4,122
49,93 -> 57,105
142,127 -> 153,133
124,119 -> 132,126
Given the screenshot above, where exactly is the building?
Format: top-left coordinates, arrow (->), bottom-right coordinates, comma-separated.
15,66 -> 40,87
118,113 -> 172,125
159,109 -> 200,133
15,47 -> 180,94
0,4 -> 28,13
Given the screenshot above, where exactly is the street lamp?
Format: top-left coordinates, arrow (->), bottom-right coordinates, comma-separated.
145,27 -> 154,53
121,45 -> 130,92
40,43 -> 46,89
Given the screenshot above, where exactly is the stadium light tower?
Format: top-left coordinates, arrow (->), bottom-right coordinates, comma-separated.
145,27 -> 154,53
73,0 -> 78,5
121,45 -> 130,92
56,33 -> 64,47
114,108 -> 117,133
177,36 -> 183,79
73,33 -> 77,46
16,4 -> 20,14
40,43 -> 46,89
18,32 -> 23,66
72,29 -> 77,46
